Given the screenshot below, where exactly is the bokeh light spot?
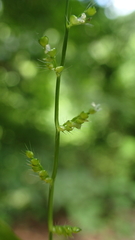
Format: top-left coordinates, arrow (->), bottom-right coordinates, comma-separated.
44,28 -> 60,45
18,60 -> 38,79
4,71 -> 20,87
0,22 -> 11,41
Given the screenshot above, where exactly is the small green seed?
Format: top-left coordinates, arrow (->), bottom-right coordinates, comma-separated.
39,170 -> 48,180
26,150 -> 34,159
63,120 -> 74,131
79,111 -> 89,120
48,48 -> 56,57
30,158 -> 39,166
63,120 -> 73,127
45,177 -> 53,184
65,226 -> 71,234
64,125 -> 73,131
53,226 -> 63,234
70,15 -> 79,25
32,165 -> 42,172
72,227 -> 81,233
46,63 -> 54,69
55,66 -> 64,76
58,126 -> 65,132
74,118 -> 84,124
52,225 -> 81,236
38,36 -> 49,47
72,122 -> 81,129
89,109 -> 96,114
85,7 -> 96,16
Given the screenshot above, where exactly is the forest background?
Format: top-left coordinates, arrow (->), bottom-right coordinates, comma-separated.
0,0 -> 135,238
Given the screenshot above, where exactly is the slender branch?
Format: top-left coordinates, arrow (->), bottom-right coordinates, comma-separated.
47,1 -> 70,240
61,24 -> 69,66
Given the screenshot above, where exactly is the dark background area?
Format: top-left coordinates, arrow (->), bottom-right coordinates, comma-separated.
0,0 -> 135,239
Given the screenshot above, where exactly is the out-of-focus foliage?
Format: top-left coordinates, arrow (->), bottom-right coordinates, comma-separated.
0,219 -> 21,240
0,0 -> 135,237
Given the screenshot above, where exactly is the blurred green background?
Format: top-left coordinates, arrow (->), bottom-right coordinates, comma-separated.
0,0 -> 135,237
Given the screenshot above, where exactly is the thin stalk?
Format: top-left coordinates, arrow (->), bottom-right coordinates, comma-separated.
47,1 -> 70,240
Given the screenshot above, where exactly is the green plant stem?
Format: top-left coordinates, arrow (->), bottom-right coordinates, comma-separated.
47,1 -> 69,240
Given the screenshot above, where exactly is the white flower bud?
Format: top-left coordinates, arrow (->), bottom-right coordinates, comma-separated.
45,44 -> 51,53
78,13 -> 86,23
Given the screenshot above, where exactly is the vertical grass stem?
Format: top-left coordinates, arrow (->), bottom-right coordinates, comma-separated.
47,1 -> 70,239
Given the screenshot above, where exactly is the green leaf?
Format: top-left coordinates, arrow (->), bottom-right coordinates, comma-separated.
0,219 -> 21,240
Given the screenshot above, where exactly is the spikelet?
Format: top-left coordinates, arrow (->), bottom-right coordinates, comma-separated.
26,150 -> 53,184
59,103 -> 101,132
52,225 -> 81,237
38,36 -> 63,76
